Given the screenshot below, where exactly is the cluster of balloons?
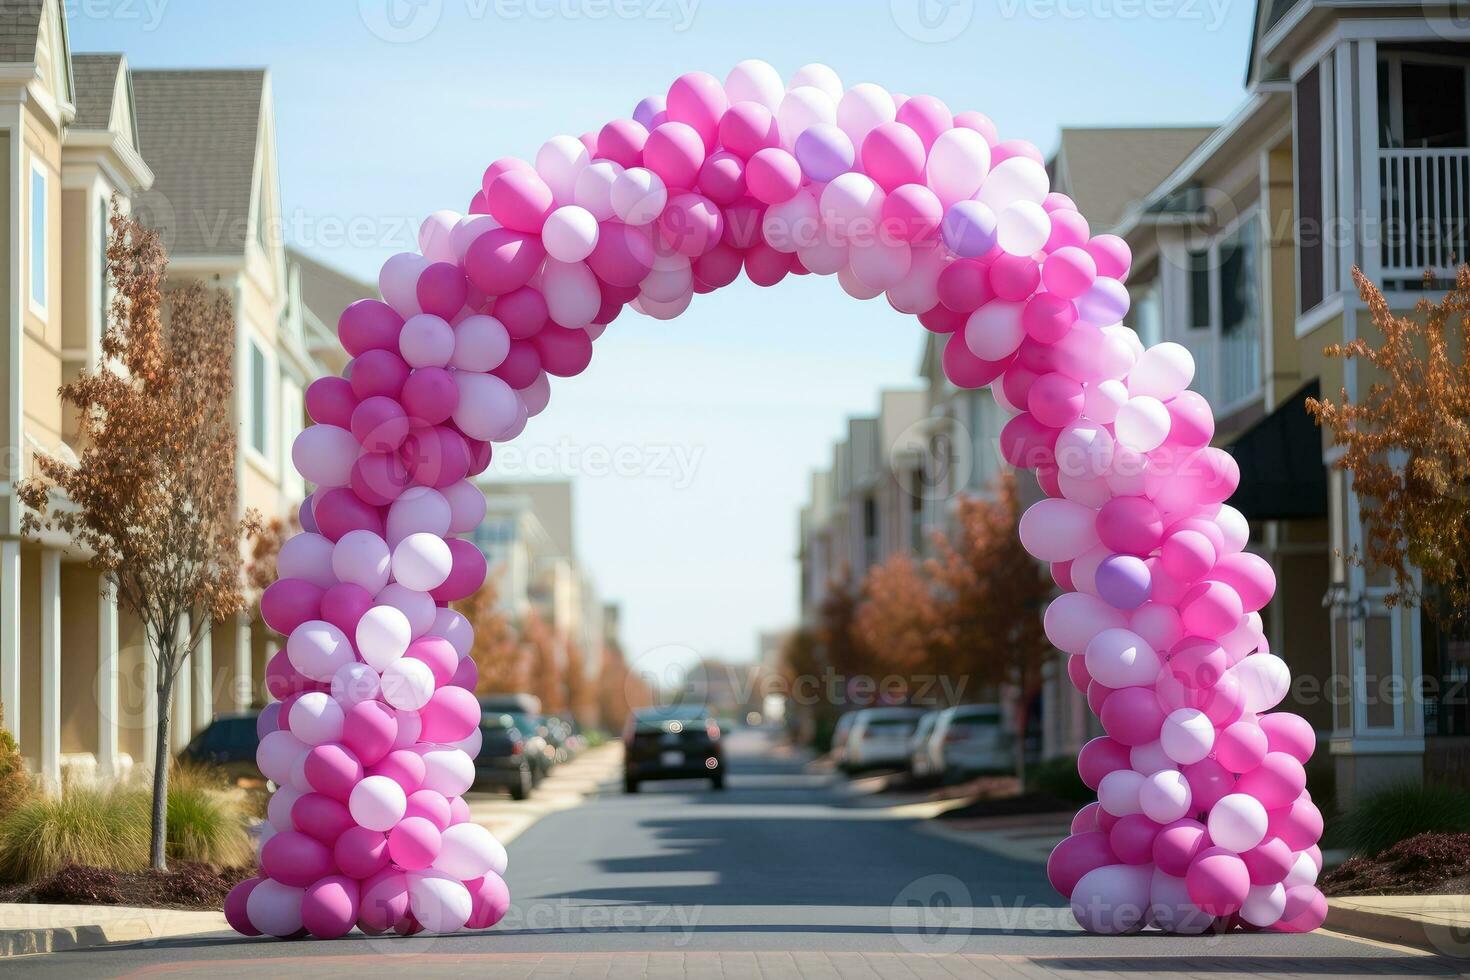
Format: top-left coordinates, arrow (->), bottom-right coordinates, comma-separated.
234,59 -> 1323,938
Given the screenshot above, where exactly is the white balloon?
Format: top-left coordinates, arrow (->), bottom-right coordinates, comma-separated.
288,691 -> 344,746
392,532 -> 453,592
356,605 -> 412,671
266,785 -> 301,832
1071,863 -> 1152,934
535,134 -> 589,203
1129,740 -> 1173,776
451,314 -> 511,372
761,189 -> 820,253
378,252 -> 428,318
1114,396 -> 1171,453
724,59 -> 784,110
420,747 -> 475,797
1284,851 -> 1319,889
776,86 -> 836,151
819,172 -> 885,238
611,167 -> 667,226
926,127 -> 991,206
1054,422 -> 1115,479
1084,628 -> 1161,689
451,214 -> 499,262
573,159 -> 623,221
256,730 -> 307,785
542,259 -> 601,330
330,661 -> 382,705
996,201 -> 1051,256
286,620 -> 355,683
434,822 -> 508,880
1083,379 -> 1128,425
1207,793 -> 1269,852
1018,497 -> 1100,563
1230,653 -> 1291,713
1160,708 -> 1215,765
349,774 -> 407,832
1129,342 -> 1195,400
976,156 -> 1049,210
407,870 -> 473,934
1097,769 -> 1144,816
1044,592 -> 1127,654
542,205 -> 600,263
332,530 -> 391,594
292,425 -> 358,489
278,532 -> 336,590
418,210 -> 461,263
431,607 -> 473,657
848,239 -> 911,290
1239,882 -> 1287,928
1138,769 -> 1193,823
380,656 -> 435,711
376,582 -> 437,638
965,300 -> 1026,361
247,878 -> 305,937
796,237 -> 848,276
789,63 -> 843,103
640,256 -> 693,303
1148,869 -> 1215,934
1215,504 -> 1250,554
837,82 -> 896,146
453,371 -> 519,443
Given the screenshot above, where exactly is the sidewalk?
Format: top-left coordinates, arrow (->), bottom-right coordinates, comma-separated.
0,742 -> 624,958
1326,895 -> 1470,956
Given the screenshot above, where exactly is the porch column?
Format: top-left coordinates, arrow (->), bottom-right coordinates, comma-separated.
97,578 -> 119,781
171,614 -> 192,753
192,618 -> 213,732
0,540 -> 18,745
234,618 -> 253,712
39,549 -> 60,793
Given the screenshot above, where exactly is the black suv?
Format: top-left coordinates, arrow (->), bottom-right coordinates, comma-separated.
474,713 -> 535,800
623,705 -> 723,793
179,712 -> 261,784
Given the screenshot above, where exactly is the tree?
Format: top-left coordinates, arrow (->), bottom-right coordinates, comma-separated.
927,476 -> 1052,782
597,640 -> 646,733
562,641 -> 596,727
246,513 -> 299,602
453,572 -> 526,694
18,208 -> 256,869
854,552 -> 946,692
1307,266 -> 1470,625
521,611 -> 565,714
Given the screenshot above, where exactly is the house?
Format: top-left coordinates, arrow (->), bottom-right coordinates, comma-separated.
1071,0 -> 1470,806
0,0 -> 335,789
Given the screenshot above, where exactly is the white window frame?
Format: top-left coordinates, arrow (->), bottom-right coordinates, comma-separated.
279,375 -> 305,500
1182,205 -> 1265,413
28,161 -> 48,320
246,332 -> 277,475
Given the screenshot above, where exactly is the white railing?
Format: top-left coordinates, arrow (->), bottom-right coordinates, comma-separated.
1380,147 -> 1470,279
1219,321 -> 1261,409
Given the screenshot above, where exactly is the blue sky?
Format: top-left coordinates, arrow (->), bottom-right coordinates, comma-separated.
73,0 -> 1256,679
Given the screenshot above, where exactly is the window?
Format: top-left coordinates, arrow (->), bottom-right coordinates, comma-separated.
1379,55 -> 1470,149
247,336 -> 272,459
280,378 -> 305,498
1296,65 -> 1325,312
1130,281 -> 1162,349
1187,250 -> 1211,329
29,164 -> 46,314
1219,218 -> 1261,341
861,495 -> 878,568
97,202 -> 110,346
1180,211 -> 1264,406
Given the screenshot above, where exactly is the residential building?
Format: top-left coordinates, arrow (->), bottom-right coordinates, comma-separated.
473,479 -> 603,680
796,388 -> 927,626
0,0 -> 336,789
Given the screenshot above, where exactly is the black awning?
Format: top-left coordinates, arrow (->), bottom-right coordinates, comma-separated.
1225,380 -> 1329,521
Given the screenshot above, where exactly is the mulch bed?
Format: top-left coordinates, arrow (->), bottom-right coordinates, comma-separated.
0,862 -> 253,910
1321,832 -> 1470,896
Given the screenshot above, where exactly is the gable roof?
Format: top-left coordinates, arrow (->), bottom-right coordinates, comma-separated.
130,68 -> 266,258
1050,126 -> 1214,233
287,246 -> 375,333
71,52 -> 123,129
0,1 -> 42,63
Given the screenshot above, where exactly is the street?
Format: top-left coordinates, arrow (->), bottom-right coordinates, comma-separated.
8,729 -> 1466,977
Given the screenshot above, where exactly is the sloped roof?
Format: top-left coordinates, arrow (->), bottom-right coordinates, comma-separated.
0,1 -> 41,63
71,52 -> 122,130
1051,126 -> 1214,233
131,69 -> 266,257
287,246 -> 375,333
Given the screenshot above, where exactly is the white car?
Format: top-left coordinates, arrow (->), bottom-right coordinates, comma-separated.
932,703 -> 1008,780
829,712 -> 859,769
907,710 -> 943,783
843,707 -> 928,773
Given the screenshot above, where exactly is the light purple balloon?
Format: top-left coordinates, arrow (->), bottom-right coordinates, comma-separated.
794,124 -> 855,183
941,200 -> 997,258
632,96 -> 666,129
1096,554 -> 1152,610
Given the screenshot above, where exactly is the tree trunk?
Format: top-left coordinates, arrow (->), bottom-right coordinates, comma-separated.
150,663 -> 174,871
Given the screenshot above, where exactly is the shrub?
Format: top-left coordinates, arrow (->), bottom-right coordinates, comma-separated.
1028,755 -> 1092,803
0,786 -> 147,882
1337,782 -> 1470,857
0,713 -> 35,820
165,763 -> 252,868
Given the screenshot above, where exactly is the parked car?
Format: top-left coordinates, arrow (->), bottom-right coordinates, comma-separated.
842,707 -> 928,773
829,711 -> 859,768
623,704 -> 723,792
932,703 -> 1007,780
907,710 -> 943,783
474,713 -> 534,800
479,696 -> 553,783
180,712 -> 261,784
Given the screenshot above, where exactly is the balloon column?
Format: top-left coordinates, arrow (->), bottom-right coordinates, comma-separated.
229,59 -> 1323,938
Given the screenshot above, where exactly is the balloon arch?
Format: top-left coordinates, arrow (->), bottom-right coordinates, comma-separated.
226,61 -> 1327,939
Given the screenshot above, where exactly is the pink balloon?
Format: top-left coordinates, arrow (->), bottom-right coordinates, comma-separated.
1041,246 -> 1096,299
861,122 -> 925,191
400,367 -> 459,426
988,254 -> 1040,301
1108,813 -> 1159,864
339,300 -> 404,356
1077,735 -> 1130,790
306,377 -> 357,427
371,749 -> 427,794
1268,796 -> 1323,850
745,147 -> 801,204
1096,496 -> 1164,556
302,876 -> 360,939
1046,831 -> 1116,899
416,263 -> 468,321
405,636 -> 459,687
1153,818 -> 1209,876
1210,552 -> 1276,613
260,580 -> 324,637
597,118 -> 647,168
882,184 -> 943,243
1180,581 -> 1245,637
643,121 -> 705,189
334,826 -> 391,879
659,192 -> 723,257
405,790 -> 452,831
941,332 -> 1011,390
313,488 -> 384,542
487,169 -> 553,232
1186,847 -> 1249,915
1022,293 -> 1076,344
1215,721 -> 1268,774
1242,836 -> 1294,885
1100,686 -> 1164,746
465,229 -> 546,297
224,878 -> 263,936
467,872 -> 511,929
342,701 -> 399,767
303,743 -> 364,801
1235,752 -> 1306,809
358,869 -> 411,934
1183,758 -> 1234,813
1259,712 -> 1315,763
350,349 -> 410,402
387,816 -> 442,871
894,94 -> 951,149
261,831 -> 334,888
420,685 -> 480,743
429,538 -> 488,602
588,222 -> 655,287
291,793 -> 355,844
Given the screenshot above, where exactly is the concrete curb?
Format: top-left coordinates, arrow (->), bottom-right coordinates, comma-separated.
0,906 -> 227,957
1327,896 -> 1470,956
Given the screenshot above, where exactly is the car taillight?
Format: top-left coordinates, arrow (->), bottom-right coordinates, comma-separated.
511,742 -> 522,755
706,722 -> 720,740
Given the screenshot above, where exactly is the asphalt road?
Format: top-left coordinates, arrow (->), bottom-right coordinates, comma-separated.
10,729 -> 1466,977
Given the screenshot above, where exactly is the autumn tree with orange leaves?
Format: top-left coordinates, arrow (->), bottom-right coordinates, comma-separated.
18,208 -> 257,870
927,476 -> 1052,782
453,573 -> 527,695
1308,267 -> 1470,626
853,552 -> 946,689
521,611 -> 565,714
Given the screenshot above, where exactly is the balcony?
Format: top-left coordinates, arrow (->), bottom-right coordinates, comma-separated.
1380,146 -> 1470,282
